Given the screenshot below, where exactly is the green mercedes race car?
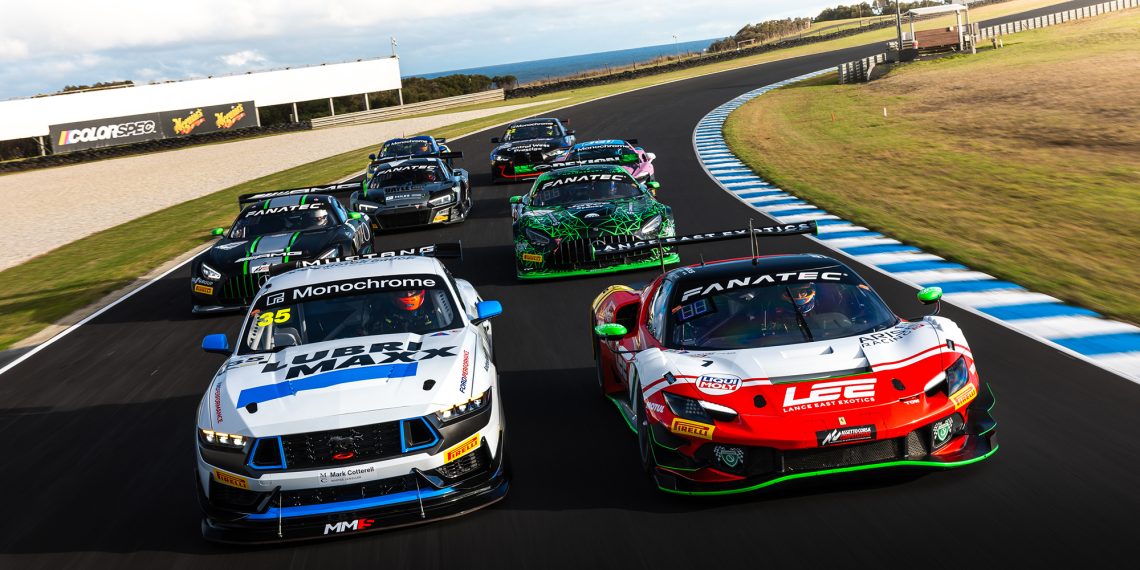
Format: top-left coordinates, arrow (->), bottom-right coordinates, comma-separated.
509,165 -> 678,280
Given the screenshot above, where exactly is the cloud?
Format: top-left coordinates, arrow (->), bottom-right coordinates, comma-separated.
221,50 -> 267,67
0,38 -> 29,60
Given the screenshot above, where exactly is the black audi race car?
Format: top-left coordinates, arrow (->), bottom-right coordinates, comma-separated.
489,117 -> 575,183
191,185 -> 373,313
350,157 -> 471,231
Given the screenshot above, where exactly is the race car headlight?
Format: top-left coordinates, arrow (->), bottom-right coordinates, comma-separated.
317,247 -> 340,259
493,153 -> 511,162
428,193 -> 455,206
524,227 -> 553,247
199,428 -> 247,450
356,203 -> 378,212
637,215 -> 663,238
542,148 -> 563,160
200,263 -> 222,281
945,356 -> 970,395
663,392 -> 713,423
435,389 -> 489,423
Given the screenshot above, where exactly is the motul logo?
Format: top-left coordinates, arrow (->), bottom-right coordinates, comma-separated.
782,378 -> 876,412
324,518 -> 374,534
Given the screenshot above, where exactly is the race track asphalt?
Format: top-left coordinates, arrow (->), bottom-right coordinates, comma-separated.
1,2 -> 1131,567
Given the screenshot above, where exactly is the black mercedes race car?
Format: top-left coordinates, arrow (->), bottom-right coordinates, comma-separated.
350,157 -> 471,231
489,117 -> 575,183
191,184 -> 373,314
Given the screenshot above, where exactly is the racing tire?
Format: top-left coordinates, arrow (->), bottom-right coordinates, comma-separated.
634,381 -> 656,475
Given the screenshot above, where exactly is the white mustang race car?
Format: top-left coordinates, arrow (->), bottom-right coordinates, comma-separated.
194,245 -> 508,543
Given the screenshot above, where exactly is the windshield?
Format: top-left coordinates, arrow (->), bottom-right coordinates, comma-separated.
530,174 -> 643,207
567,145 -> 638,164
230,206 -> 333,238
368,164 -> 444,187
380,140 -> 432,157
240,277 -> 460,354
665,273 -> 897,350
503,123 -> 557,141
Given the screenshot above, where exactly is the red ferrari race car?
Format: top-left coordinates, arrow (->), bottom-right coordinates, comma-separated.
590,222 -> 998,495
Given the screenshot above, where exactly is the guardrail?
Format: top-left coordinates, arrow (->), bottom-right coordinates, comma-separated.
839,53 -> 887,84
978,0 -> 1138,39
310,89 -> 505,129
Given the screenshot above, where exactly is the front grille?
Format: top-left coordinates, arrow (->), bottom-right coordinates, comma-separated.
278,474 -> 414,508
548,235 -> 658,269
220,273 -> 269,304
783,438 -> 902,472
280,421 -> 404,471
511,151 -> 544,165
436,447 -> 485,480
209,478 -> 263,511
375,210 -> 432,229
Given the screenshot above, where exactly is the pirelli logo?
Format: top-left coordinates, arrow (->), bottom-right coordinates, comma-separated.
521,253 -> 543,263
193,284 -> 214,295
212,468 -> 249,490
444,433 -> 480,463
950,383 -> 977,410
670,418 -> 715,440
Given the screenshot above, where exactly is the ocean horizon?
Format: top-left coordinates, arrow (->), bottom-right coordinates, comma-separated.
410,38 -> 717,85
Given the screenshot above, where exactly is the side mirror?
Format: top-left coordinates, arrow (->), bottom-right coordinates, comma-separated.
647,181 -> 661,191
436,137 -> 447,143
646,152 -> 656,162
491,137 -> 500,144
509,195 -> 522,204
566,130 -> 576,136
473,300 -> 502,324
594,323 -> 629,341
202,333 -> 230,355
349,212 -> 364,220
368,153 -> 376,160
918,286 -> 943,316
210,227 -> 225,236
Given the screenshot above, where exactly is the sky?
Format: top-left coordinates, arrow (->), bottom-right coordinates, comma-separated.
0,0 -> 840,100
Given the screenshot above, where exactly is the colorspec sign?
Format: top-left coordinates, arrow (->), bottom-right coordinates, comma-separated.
49,100 -> 257,152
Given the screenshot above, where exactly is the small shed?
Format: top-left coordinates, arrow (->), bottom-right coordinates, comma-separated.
907,3 -> 974,52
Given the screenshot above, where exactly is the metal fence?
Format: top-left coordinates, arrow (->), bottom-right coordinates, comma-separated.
837,0 -> 1139,83
310,89 -> 505,129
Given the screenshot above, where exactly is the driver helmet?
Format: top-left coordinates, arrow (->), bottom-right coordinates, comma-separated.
395,289 -> 425,311
312,209 -> 329,227
415,142 -> 429,154
785,282 -> 817,314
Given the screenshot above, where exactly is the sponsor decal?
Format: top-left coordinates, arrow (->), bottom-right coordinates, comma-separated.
670,418 -> 715,440
318,465 -> 374,484
539,173 -> 624,190
521,253 -> 544,263
817,424 -> 876,446
432,212 -> 449,223
213,382 -> 224,423
194,283 -> 214,295
256,341 -> 457,380
695,374 -> 741,396
324,518 -> 375,535
171,108 -> 205,135
713,445 -> 745,469
444,433 -> 480,463
216,241 -> 247,250
838,416 -> 847,425
212,468 -> 249,489
858,322 -> 925,347
241,183 -> 357,202
460,350 -> 470,392
236,250 -> 302,262
53,117 -> 160,151
932,416 -> 955,448
949,383 -> 977,410
596,224 -> 814,256
646,402 -> 666,414
265,292 -> 286,306
215,102 -> 247,129
375,164 -> 436,174
242,203 -> 322,217
783,378 -> 876,412
286,277 -> 437,302
680,271 -> 845,303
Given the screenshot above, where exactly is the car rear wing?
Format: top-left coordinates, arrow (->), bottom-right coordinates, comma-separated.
267,242 -> 463,275
594,221 -> 818,256
368,151 -> 463,166
237,183 -> 360,206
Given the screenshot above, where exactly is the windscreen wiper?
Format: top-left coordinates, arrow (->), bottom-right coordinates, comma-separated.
784,286 -> 814,342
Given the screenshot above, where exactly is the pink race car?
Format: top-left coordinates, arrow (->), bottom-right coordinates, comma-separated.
549,139 -> 656,182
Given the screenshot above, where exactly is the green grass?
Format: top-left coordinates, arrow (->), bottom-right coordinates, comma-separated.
725,8 -> 1140,324
0,0 -> 1072,350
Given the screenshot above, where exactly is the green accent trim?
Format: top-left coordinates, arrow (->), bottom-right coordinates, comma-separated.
605,394 -> 637,435
262,199 -> 270,210
517,253 -> 680,280
595,323 -> 628,337
300,195 -> 308,205
658,446 -> 999,496
282,231 -> 300,264
243,236 -> 263,275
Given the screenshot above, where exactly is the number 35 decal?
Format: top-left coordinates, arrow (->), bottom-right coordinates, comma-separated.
256,308 -> 291,327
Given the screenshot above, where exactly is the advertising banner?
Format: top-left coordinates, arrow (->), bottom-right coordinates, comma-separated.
50,100 -> 257,152
161,101 -> 256,137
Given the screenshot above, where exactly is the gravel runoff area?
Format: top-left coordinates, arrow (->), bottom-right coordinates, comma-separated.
0,99 -> 556,271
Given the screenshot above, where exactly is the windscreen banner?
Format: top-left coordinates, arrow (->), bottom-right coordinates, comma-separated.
50,100 -> 257,152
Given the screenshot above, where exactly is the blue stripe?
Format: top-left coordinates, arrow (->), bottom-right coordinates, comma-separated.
842,244 -> 920,255
770,208 -> 821,217
818,230 -> 882,241
236,362 -> 419,408
815,219 -> 848,226
738,190 -> 784,198
925,280 -> 1022,293
981,302 -> 1099,320
246,486 -> 456,520
1052,333 -> 1140,356
877,260 -> 968,273
758,198 -> 805,206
